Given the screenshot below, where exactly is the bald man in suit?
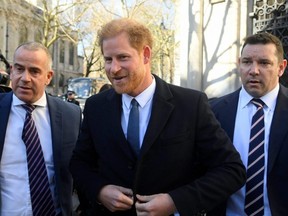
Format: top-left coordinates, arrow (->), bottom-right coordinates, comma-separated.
0,42 -> 82,215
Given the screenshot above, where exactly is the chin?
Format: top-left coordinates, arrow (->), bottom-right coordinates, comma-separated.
248,91 -> 263,98
113,86 -> 125,94
16,93 -> 33,103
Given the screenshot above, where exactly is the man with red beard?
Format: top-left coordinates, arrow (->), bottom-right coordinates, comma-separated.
70,18 -> 246,216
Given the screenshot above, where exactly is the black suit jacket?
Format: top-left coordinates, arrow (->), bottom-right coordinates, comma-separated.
70,75 -> 246,216
210,85 -> 288,215
0,92 -> 82,216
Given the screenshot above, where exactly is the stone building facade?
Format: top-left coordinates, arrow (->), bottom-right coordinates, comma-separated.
0,0 -> 83,95
174,0 -> 288,98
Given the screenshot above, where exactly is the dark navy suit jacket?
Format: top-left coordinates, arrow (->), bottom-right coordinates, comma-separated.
70,75 -> 246,216
0,92 -> 82,216
210,85 -> 288,215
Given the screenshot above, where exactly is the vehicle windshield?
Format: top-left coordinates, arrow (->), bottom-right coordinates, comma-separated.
68,78 -> 93,98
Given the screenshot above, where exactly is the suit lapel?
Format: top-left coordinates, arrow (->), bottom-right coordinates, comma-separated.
107,91 -> 136,159
216,90 -> 240,141
268,86 -> 288,173
0,92 -> 13,160
46,95 -> 63,166
140,76 -> 174,157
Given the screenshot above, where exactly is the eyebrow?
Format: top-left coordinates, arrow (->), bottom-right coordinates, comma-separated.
241,56 -> 270,60
14,63 -> 24,67
14,63 -> 41,71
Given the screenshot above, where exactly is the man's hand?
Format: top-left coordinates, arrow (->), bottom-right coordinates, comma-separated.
98,185 -> 134,212
135,193 -> 177,216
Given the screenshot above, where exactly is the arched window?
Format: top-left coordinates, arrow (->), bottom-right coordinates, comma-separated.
69,42 -> 74,65
19,25 -> 28,45
34,30 -> 42,43
60,40 -> 65,63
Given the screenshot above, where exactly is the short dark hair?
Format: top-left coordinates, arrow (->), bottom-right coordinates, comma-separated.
14,41 -> 53,70
241,32 -> 284,62
67,90 -> 75,95
99,83 -> 112,93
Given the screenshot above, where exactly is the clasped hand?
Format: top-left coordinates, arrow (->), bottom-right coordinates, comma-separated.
98,185 -> 177,216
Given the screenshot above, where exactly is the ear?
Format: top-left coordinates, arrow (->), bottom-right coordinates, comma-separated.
237,57 -> 241,72
143,45 -> 151,64
278,59 -> 287,77
46,70 -> 54,85
237,57 -> 241,65
9,65 -> 14,78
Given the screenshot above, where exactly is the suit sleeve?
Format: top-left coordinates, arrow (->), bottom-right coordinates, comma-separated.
168,93 -> 246,215
69,98 -> 108,206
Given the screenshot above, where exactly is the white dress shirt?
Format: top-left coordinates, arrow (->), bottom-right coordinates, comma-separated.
226,85 -> 279,216
121,77 -> 180,216
0,93 -> 58,216
121,77 -> 156,147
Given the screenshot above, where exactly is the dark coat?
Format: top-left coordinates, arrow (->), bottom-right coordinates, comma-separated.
210,85 -> 288,216
0,92 -> 82,216
67,98 -> 80,106
70,75 -> 246,216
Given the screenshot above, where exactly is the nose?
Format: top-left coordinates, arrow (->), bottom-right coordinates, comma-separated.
249,62 -> 260,75
109,59 -> 121,74
21,70 -> 31,81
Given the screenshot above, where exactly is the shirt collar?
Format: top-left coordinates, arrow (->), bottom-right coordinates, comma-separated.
239,84 -> 279,111
12,92 -> 47,108
122,75 -> 156,109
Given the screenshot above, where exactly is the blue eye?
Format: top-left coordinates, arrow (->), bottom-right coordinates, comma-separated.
104,58 -> 112,63
260,61 -> 269,65
16,67 -> 24,73
120,56 -> 128,60
242,60 -> 251,64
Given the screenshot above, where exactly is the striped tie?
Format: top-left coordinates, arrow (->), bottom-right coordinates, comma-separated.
22,104 -> 56,216
244,99 -> 265,216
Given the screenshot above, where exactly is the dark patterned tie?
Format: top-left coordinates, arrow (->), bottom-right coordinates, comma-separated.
244,99 -> 265,216
22,104 -> 56,216
127,99 -> 140,156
